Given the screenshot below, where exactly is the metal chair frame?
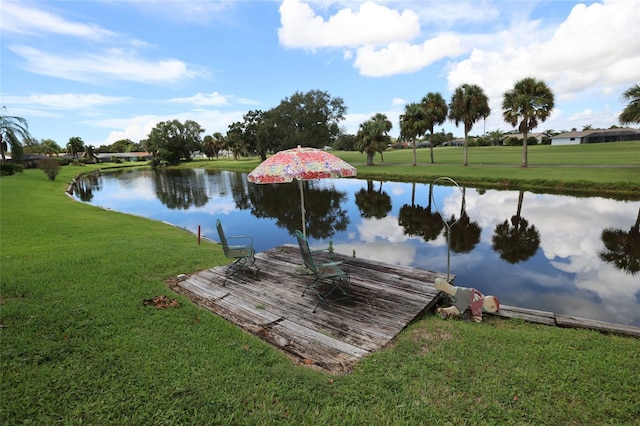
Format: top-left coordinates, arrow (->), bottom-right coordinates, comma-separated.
295,230 -> 350,312
216,219 -> 259,285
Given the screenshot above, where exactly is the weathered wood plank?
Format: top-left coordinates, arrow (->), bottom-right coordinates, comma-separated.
175,245 -> 450,373
555,314 -> 640,337
494,305 -> 557,326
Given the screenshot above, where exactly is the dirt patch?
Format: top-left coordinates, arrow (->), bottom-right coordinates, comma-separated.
143,295 -> 181,309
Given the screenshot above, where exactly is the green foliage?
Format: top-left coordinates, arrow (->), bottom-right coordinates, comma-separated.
38,158 -> 61,180
503,77 -> 555,167
143,119 -> 204,165
619,84 -> 640,125
449,84 -> 491,166
0,107 -> 32,162
0,162 -> 24,175
97,138 -> 143,153
270,89 -> 347,152
2,164 -> 640,424
66,136 -> 85,161
355,113 -> 392,165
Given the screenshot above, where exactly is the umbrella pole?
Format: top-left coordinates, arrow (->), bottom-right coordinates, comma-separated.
298,179 -> 306,238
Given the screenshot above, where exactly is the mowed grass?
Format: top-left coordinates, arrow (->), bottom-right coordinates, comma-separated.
1,155 -> 639,424
192,141 -> 640,196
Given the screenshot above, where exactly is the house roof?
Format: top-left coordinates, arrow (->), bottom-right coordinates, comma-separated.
553,128 -> 640,139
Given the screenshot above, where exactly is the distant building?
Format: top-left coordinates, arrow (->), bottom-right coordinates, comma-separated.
551,128 -> 640,146
95,152 -> 153,163
503,132 -> 548,145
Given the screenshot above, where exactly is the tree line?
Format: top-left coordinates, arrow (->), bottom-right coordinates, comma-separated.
2,83 -> 639,173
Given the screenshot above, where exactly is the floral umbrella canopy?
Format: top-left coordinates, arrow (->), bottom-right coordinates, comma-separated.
247,146 -> 357,238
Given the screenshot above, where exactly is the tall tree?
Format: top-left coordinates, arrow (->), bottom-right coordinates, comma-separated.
143,119 -> 204,165
66,136 -> 85,162
0,107 -> 32,162
502,77 -> 555,168
399,102 -> 427,166
371,113 -> 392,162
225,122 -> 246,160
355,114 -> 392,166
449,84 -> 491,166
421,92 -> 448,164
619,84 -> 640,125
83,145 -> 98,164
41,139 -> 62,156
270,90 -> 346,151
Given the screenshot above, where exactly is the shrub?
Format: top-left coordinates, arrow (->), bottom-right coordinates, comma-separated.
39,158 -> 61,181
0,163 -> 24,176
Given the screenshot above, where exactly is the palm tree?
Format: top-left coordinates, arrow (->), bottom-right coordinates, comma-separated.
421,92 -> 448,163
83,145 -> 98,164
399,102 -> 427,166
355,114 -> 392,166
599,208 -> 640,276
503,77 -> 555,168
41,139 -> 62,157
491,190 -> 541,263
0,107 -> 32,162
448,84 -> 491,166
619,84 -> 640,125
487,130 -> 505,146
66,136 -> 85,162
371,113 -> 392,163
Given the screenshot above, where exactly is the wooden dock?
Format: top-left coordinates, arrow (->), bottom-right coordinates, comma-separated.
173,245 -> 450,374
172,245 -> 640,374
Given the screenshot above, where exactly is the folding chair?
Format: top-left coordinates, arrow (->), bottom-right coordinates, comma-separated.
295,230 -> 350,312
216,219 -> 259,285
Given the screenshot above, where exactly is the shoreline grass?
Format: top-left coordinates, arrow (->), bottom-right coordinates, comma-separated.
186,142 -> 640,198
2,145 -> 640,424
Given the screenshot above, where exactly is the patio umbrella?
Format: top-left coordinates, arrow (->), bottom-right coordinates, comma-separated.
247,146 -> 357,238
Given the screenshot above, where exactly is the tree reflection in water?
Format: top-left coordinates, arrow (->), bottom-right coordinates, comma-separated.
399,182 -> 443,242
492,190 -> 541,264
354,180 -> 392,219
154,168 -> 209,210
248,180 -> 349,240
599,208 -> 640,275
444,187 -> 481,254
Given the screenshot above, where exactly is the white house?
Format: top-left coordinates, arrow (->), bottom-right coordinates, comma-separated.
551,128 -> 640,145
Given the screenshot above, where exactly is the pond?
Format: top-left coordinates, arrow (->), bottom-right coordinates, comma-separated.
73,168 -> 640,327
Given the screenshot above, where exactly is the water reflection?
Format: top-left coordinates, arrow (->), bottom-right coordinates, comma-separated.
73,169 -> 640,327
445,187 -> 482,254
599,208 -> 640,276
248,180 -> 349,239
354,180 -> 392,219
155,169 -> 209,209
399,183 -> 444,242
492,190 -> 541,264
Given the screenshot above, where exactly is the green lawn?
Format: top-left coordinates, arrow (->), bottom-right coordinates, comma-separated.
192,142 -> 640,196
1,149 -> 639,424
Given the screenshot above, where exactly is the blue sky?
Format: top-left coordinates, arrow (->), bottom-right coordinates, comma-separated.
1,0 -> 639,148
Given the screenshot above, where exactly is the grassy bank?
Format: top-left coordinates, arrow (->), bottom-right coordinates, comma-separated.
1,160 -> 639,424
189,142 -> 640,197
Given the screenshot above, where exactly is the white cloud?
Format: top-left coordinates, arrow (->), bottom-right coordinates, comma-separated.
8,45 -> 206,84
448,0 -> 640,101
354,33 -> 467,77
94,109 -> 245,145
1,2 -> 115,40
168,92 -> 230,106
278,0 -> 420,48
0,93 -> 130,109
